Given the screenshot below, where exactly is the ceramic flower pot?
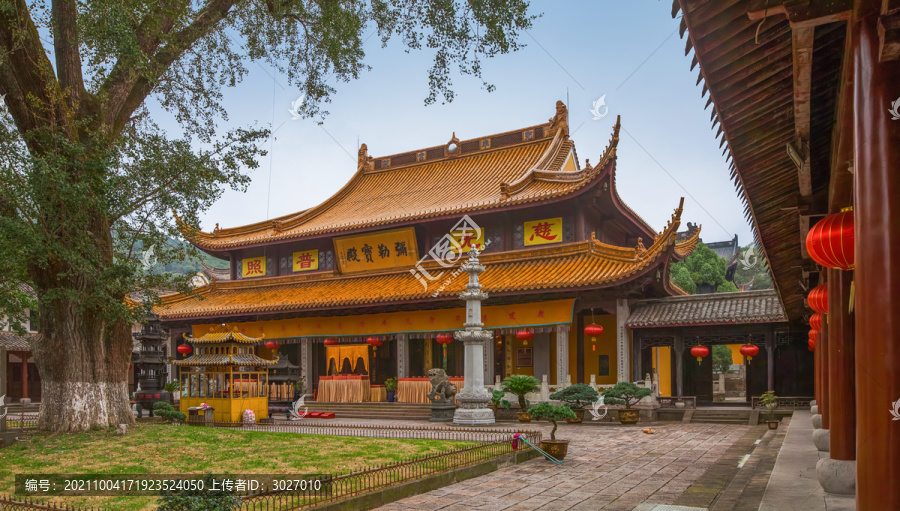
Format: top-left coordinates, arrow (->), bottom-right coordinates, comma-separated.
540,440 -> 569,460
517,412 -> 532,423
617,409 -> 640,424
767,420 -> 779,430
566,407 -> 585,423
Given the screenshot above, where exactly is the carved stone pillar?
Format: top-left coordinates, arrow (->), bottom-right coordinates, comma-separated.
555,325 -> 569,387
616,299 -> 630,382
453,249 -> 494,425
300,339 -> 312,394
396,334 -> 409,378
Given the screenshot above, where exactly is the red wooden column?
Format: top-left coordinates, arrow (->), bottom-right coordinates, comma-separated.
828,269 -> 855,459
853,0 -> 900,507
20,354 -> 28,400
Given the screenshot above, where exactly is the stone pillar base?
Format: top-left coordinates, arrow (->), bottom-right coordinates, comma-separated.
429,403 -> 457,422
816,457 -> 856,495
810,399 -> 816,407
453,407 -> 495,425
811,405 -> 819,415
812,414 -> 823,429
813,428 -> 830,452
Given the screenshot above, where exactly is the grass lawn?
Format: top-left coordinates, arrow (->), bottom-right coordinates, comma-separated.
0,422 -> 477,510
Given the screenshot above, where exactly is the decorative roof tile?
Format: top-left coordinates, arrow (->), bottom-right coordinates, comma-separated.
626,290 -> 788,328
183,328 -> 263,344
157,203 -> 700,320
174,353 -> 276,366
0,332 -> 34,351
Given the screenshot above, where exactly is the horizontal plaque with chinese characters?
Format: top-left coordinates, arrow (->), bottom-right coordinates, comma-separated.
333,227 -> 419,274
293,249 -> 319,272
524,217 -> 563,246
241,257 -> 267,278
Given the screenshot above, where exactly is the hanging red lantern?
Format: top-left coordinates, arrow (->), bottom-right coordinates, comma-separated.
809,338 -> 817,350
366,336 -> 383,354
806,208 -> 854,271
323,338 -> 339,346
809,330 -> 819,343
690,345 -> 709,364
809,313 -> 823,331
265,340 -> 281,351
436,333 -> 453,344
584,324 -> 603,344
808,284 -> 828,314
516,330 -> 534,346
740,344 -> 760,361
177,344 -> 192,355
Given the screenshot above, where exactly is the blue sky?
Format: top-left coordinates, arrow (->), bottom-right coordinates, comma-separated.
150,1 -> 752,246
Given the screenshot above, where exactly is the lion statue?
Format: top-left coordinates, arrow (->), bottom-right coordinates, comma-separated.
426,368 -> 457,405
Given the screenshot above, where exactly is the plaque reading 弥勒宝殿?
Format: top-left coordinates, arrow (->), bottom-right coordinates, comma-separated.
333,227 -> 419,273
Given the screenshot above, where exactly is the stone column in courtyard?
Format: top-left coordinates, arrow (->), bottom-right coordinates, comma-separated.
453,248 -> 494,425
853,1 -> 900,506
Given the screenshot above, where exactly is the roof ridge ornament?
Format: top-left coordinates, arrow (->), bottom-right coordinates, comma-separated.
548,100 -> 569,138
447,132 -> 461,158
358,143 -> 374,171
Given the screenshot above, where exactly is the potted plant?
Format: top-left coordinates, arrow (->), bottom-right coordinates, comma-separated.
489,389 -> 512,414
601,382 -> 651,424
760,391 -> 779,429
527,402 -> 576,460
502,375 -> 540,422
550,383 -> 599,423
385,377 -> 398,402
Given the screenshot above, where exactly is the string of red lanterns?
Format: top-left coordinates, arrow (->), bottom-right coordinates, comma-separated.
809,313 -> 823,331
806,208 -> 854,271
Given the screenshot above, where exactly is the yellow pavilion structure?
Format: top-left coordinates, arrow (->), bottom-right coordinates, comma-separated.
176,326 -> 276,422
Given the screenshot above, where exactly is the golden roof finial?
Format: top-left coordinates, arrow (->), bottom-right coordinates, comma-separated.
549,100 -> 569,137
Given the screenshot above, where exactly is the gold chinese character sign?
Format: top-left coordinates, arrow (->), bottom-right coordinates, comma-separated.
333,227 -> 419,273
524,217 -> 563,246
242,257 -> 267,278
293,249 -> 319,272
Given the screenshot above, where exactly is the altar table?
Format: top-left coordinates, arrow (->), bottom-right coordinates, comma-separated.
396,377 -> 464,403
317,375 -> 371,403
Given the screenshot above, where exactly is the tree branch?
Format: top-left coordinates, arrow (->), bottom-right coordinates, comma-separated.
51,0 -> 88,114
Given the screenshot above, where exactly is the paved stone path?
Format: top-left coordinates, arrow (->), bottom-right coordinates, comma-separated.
372,421 -> 764,511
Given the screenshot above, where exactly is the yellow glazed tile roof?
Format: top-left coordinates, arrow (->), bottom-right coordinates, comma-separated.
180,104 -> 646,250
183,328 -> 263,344
174,353 -> 277,366
157,202 -> 700,320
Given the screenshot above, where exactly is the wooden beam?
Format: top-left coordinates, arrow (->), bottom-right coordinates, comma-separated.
748,0 -> 852,28
792,26 -> 814,196
879,8 -> 900,61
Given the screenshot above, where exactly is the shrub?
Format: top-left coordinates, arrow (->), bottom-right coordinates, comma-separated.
164,380 -> 181,392
601,382 -> 652,409
384,377 -> 398,392
501,375 -> 540,410
527,402 -> 575,441
157,473 -> 242,511
490,390 -> 511,409
154,401 -> 187,422
549,383 -> 599,409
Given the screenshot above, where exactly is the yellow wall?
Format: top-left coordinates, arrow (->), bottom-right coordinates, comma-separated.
569,314 -> 618,384
652,347 -> 672,396
728,344 -> 746,365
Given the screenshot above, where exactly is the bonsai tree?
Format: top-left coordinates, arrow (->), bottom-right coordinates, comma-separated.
501,375 -> 540,410
601,382 -> 652,409
550,383 -> 599,409
528,402 -> 576,441
384,377 -> 398,392
491,390 -> 511,409
153,402 -> 187,423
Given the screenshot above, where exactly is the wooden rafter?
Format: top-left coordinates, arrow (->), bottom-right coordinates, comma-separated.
747,0 -> 852,28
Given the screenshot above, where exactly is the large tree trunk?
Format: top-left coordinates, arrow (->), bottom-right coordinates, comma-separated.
31,300 -> 134,432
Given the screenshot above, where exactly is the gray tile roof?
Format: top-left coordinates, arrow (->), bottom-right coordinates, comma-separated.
0,331 -> 34,351
626,289 -> 788,328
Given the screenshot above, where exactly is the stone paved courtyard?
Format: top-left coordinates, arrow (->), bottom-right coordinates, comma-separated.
367,421 -> 766,511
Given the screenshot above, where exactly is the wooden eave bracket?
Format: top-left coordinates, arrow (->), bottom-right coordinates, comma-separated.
747,0 -> 852,28
879,5 -> 900,62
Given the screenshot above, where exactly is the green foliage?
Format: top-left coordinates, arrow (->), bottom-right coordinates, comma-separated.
601,382 -> 652,409
670,242 -> 754,294
164,381 -> 180,392
153,401 -> 187,422
759,391 -> 778,407
157,473 -> 242,511
712,345 -> 734,374
527,402 -> 575,441
501,375 -> 540,410
491,390 -> 511,409
549,383 -> 599,409
717,281 -> 739,293
670,264 -> 696,294
384,377 -> 398,392
732,244 -> 775,291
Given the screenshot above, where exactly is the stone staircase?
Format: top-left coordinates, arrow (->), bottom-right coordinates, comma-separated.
690,408 -> 753,425
299,402 -> 432,421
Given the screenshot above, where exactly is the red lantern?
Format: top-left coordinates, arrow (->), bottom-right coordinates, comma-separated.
366,336 -> 383,354
265,340 -> 280,351
435,333 -> 452,344
809,339 -> 817,350
808,284 -> 828,314
809,330 -> 819,343
740,344 -> 760,361
177,344 -> 192,355
584,324 -> 603,345
806,209 -> 854,271
809,313 -> 823,331
690,345 -> 709,364
516,330 -> 534,346
323,338 -> 338,346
